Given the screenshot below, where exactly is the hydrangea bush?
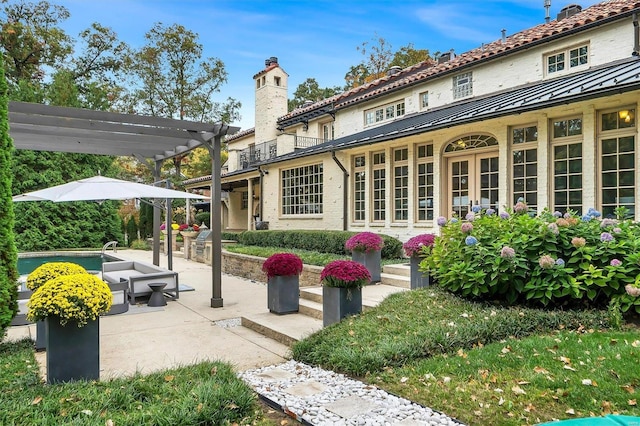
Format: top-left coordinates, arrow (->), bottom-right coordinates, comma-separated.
425,205 -> 640,314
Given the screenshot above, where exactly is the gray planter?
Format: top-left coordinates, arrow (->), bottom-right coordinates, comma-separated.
410,256 -> 431,289
351,250 -> 381,283
35,319 -> 46,351
267,275 -> 299,314
322,286 -> 362,327
46,317 -> 100,383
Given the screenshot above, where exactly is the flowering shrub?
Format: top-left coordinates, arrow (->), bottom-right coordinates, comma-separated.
345,232 -> 384,254
26,262 -> 89,291
27,273 -> 112,326
262,253 -> 304,279
424,205 -> 640,314
403,234 -> 436,257
321,260 -> 371,289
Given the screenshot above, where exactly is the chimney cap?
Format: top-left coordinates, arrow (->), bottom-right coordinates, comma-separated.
387,66 -> 402,76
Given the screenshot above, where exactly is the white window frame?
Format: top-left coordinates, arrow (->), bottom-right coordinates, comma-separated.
321,122 -> 334,141
393,147 -> 409,222
353,155 -> 366,222
546,44 -> 589,76
510,124 -> 538,211
416,143 -> 434,222
364,100 -> 405,127
371,151 -> 386,222
281,164 -> 323,215
453,72 -> 473,99
420,92 -> 429,109
551,116 -> 584,215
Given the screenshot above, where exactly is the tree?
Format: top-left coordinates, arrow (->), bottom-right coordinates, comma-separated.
0,55 -> 19,335
288,78 -> 341,111
344,36 -> 436,90
1,1 -> 127,251
390,43 -> 436,69
123,22 -> 240,181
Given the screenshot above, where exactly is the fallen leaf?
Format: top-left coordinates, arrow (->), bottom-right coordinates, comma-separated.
517,381 -> 530,385
621,385 -> 635,394
106,420 -> 114,426
563,365 -> 577,371
457,349 -> 467,358
610,339 -> 618,345
442,376 -> 451,383
31,396 -> 42,405
348,330 -> 355,336
632,340 -> 640,348
501,346 -> 511,354
581,379 -> 593,386
566,408 -> 575,415
280,420 -> 289,425
164,375 -> 174,382
81,410 -> 92,415
629,399 -> 637,406
560,356 -> 571,364
512,385 -> 527,395
400,377 -> 408,383
534,366 -> 549,374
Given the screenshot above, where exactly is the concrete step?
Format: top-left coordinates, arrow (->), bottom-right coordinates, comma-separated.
300,286 -> 322,304
298,298 -> 323,320
241,312 -> 323,346
382,263 -> 410,277
380,272 -> 410,289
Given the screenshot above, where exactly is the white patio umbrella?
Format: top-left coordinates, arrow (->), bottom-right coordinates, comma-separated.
12,175 -> 208,202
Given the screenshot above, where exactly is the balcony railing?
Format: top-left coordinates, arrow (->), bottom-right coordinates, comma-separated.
237,140 -> 278,170
291,135 -> 327,149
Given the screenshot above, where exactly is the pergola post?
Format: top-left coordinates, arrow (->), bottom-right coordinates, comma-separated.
152,160 -> 162,266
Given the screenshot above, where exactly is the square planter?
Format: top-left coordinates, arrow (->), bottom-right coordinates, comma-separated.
268,275 -> 299,314
351,250 -> 381,283
322,286 -> 362,327
46,317 -> 100,383
410,256 -> 431,289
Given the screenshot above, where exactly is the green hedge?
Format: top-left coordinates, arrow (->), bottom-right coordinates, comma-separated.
236,230 -> 402,259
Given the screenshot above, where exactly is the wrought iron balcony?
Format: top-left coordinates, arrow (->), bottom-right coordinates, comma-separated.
237,140 -> 278,170
292,135 -> 327,149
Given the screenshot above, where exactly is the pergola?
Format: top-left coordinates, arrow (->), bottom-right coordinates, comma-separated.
8,101 -> 239,308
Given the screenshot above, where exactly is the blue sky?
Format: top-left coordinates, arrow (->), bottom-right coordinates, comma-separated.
58,0 -> 601,130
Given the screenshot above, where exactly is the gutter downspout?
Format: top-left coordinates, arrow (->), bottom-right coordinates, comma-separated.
331,151 -> 349,231
258,166 -> 266,225
633,12 -> 640,56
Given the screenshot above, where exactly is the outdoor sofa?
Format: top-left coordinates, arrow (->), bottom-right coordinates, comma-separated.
101,260 -> 179,305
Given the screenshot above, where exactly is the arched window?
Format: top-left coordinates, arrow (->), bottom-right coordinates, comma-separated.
444,135 -> 498,152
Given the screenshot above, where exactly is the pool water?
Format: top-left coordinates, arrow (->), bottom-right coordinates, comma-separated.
18,253 -> 121,276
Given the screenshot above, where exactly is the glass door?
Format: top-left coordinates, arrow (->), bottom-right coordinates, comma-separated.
448,153 -> 499,217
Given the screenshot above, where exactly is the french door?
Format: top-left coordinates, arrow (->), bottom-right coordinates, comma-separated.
448,153 -> 499,218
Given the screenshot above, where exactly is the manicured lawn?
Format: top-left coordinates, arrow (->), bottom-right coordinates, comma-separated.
291,287 -> 640,425
0,338 -> 282,425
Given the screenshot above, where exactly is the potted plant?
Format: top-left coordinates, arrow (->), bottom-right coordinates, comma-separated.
345,232 -> 384,283
26,262 -> 89,351
262,253 -> 303,314
179,223 -> 200,238
403,234 -> 436,289
27,273 -> 112,383
320,260 -> 371,327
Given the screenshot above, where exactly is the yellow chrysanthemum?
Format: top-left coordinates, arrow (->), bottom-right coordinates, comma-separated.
26,262 -> 89,291
27,273 -> 113,327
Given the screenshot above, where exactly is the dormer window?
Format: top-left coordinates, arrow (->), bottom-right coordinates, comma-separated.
453,72 -> 472,99
546,44 -> 589,75
364,100 -> 405,126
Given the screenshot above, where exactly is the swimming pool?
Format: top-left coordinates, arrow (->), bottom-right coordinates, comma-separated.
18,252 -> 122,276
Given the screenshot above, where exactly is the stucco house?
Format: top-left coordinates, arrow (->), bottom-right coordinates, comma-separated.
184,0 -> 640,241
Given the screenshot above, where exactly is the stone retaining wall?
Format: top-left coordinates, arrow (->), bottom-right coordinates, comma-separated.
221,251 -> 323,287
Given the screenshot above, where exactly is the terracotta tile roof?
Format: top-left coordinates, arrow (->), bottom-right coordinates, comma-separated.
226,127 -> 255,142
277,0 -> 640,125
253,63 -> 280,79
